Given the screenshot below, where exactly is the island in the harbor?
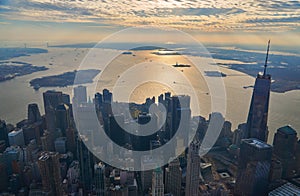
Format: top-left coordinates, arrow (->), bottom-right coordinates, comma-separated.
0,61 -> 48,82
30,69 -> 100,88
132,46 -> 165,51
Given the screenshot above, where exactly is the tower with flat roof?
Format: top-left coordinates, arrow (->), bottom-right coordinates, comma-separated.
74,85 -> 87,104
152,167 -> 164,196
273,125 -> 298,178
185,141 -> 201,196
94,162 -> 106,196
165,158 -> 182,196
37,152 -> 63,195
235,138 -> 273,196
27,103 -> 41,124
55,104 -> 71,136
43,90 -> 63,132
0,119 -> 9,147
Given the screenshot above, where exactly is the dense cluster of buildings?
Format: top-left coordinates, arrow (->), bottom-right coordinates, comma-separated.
0,45 -> 300,195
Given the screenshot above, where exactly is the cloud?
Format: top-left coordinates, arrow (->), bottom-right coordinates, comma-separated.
0,0 -> 299,33
245,17 -> 300,24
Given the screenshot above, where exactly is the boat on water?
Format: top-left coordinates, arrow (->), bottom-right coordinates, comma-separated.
172,62 -> 191,67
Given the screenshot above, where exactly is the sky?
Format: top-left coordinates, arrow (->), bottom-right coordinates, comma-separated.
0,0 -> 300,46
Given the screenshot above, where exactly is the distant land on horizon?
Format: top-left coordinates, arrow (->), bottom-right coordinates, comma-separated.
0,48 -> 48,60
30,69 -> 100,88
1,44 -> 300,93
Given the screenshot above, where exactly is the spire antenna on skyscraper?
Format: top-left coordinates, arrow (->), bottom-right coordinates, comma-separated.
263,40 -> 271,77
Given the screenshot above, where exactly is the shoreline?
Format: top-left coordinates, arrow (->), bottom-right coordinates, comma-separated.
0,47 -> 299,144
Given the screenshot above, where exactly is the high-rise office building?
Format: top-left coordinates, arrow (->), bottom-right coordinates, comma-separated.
273,125 -> 298,178
108,114 -> 126,148
165,158 -> 182,196
22,122 -> 42,145
8,129 -> 25,146
131,113 -> 158,151
174,95 -> 191,148
185,141 -> 201,196
3,146 -> 23,176
296,140 -> 300,175
77,137 -> 94,193
54,137 -> 67,154
0,140 -> 6,153
103,89 -> 112,103
165,95 -> 191,153
41,131 -> 55,152
273,125 -> 297,158
246,41 -> 271,142
62,93 -> 71,105
74,85 -> 87,104
0,153 -> 8,192
0,119 -> 9,147
66,127 -> 76,154
235,138 -> 273,196
38,152 -> 63,195
141,155 -> 163,194
95,92 -> 103,111
43,90 -> 63,132
55,104 -> 71,136
152,167 -> 164,196
27,103 -> 41,124
232,123 -> 247,146
94,162 -> 106,196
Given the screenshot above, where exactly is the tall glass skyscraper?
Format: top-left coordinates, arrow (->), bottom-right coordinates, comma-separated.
235,138 -> 273,196
246,41 -> 271,142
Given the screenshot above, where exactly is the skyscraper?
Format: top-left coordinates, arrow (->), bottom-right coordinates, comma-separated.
95,92 -> 103,111
235,138 -> 273,196
94,162 -> 106,196
273,125 -> 298,178
43,90 -> 63,132
0,153 -> 8,192
141,155 -> 163,194
165,95 -> 191,152
77,137 -> 94,193
55,104 -> 71,136
165,158 -> 182,196
108,114 -> 126,148
185,141 -> 201,196
246,41 -> 271,142
8,129 -> 25,147
37,152 -> 63,195
22,122 -> 42,145
27,103 -> 41,124
135,113 -> 158,151
0,119 -> 9,147
152,167 -> 164,196
102,89 -> 112,103
273,125 -> 297,158
74,85 -> 87,104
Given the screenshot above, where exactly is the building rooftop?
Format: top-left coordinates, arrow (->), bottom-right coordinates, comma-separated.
278,125 -> 297,135
243,138 -> 272,149
269,182 -> 300,196
8,129 -> 23,136
39,154 -> 50,161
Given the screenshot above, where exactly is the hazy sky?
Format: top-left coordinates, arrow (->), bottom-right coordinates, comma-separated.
0,0 -> 300,46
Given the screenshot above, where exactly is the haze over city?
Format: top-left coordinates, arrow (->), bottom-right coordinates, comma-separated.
0,0 -> 300,196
